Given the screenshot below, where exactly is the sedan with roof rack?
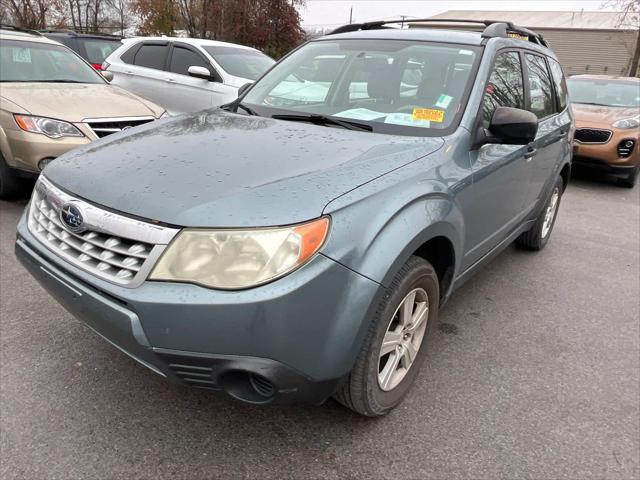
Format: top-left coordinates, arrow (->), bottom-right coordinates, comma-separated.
0,25 -> 167,198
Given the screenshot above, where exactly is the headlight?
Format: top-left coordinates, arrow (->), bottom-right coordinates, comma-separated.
150,217 -> 330,289
14,114 -> 83,139
612,115 -> 640,129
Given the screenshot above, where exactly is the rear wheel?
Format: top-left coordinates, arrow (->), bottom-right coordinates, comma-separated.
516,176 -> 563,251
333,256 -> 439,416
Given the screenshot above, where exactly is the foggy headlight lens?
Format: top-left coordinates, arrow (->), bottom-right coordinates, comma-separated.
150,217 -> 330,289
612,115 -> 640,129
14,115 -> 84,138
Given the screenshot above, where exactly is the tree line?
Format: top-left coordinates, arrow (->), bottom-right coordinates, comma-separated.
0,0 -> 306,58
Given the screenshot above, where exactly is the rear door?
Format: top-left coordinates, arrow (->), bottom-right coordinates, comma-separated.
521,53 -> 570,211
464,50 -> 532,269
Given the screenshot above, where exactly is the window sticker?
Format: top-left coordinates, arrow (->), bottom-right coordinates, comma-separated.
458,49 -> 474,56
12,48 -> 31,63
384,113 -> 430,127
334,108 -> 385,121
435,94 -> 453,109
412,108 -> 445,123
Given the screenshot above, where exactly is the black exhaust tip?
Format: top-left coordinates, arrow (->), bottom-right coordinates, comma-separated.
218,370 -> 276,404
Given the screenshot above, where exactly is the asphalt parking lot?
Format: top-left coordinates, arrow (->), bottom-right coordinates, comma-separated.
0,173 -> 638,480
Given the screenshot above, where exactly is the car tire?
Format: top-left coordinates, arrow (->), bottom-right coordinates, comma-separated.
516,176 -> 564,251
333,256 -> 439,416
0,152 -> 27,200
618,166 -> 638,189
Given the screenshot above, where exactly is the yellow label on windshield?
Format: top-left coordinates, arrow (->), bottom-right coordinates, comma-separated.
412,108 -> 445,123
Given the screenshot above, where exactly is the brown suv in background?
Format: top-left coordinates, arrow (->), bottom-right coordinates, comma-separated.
567,75 -> 640,188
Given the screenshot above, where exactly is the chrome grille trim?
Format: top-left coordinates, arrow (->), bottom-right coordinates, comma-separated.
83,116 -> 156,139
27,177 -> 180,288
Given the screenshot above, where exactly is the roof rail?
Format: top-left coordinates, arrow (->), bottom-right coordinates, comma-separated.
0,24 -> 43,36
328,18 -> 549,48
38,28 -> 77,35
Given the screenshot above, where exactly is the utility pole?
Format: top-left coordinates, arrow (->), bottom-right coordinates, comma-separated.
349,7 -> 353,24
400,15 -> 407,29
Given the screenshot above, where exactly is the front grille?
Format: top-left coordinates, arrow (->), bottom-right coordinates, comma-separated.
575,128 -> 612,144
27,177 -> 178,287
618,139 -> 636,158
85,116 -> 155,138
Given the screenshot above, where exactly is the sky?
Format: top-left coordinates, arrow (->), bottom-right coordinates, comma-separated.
300,0 -> 613,28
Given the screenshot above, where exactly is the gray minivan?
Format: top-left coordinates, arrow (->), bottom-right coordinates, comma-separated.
16,19 -> 573,416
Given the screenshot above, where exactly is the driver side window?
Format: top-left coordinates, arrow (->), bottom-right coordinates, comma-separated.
482,51 -> 525,127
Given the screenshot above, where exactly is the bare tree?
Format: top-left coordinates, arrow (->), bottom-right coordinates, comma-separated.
2,0 -> 58,28
604,0 -> 640,76
106,0 -> 130,33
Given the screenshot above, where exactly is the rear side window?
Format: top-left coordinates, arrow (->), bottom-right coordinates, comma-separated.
169,46 -> 209,76
78,39 -> 121,64
548,58 -> 568,112
134,44 -> 167,70
525,54 -> 555,118
482,51 -> 524,125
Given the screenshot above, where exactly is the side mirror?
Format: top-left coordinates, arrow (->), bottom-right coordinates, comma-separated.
237,82 -> 253,97
101,70 -> 114,82
486,106 -> 538,145
188,66 -> 213,80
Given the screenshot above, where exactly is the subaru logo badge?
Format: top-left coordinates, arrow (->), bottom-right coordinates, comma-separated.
60,203 -> 85,233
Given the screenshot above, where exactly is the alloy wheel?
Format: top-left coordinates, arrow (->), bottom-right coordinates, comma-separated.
378,288 -> 429,392
541,187 -> 560,239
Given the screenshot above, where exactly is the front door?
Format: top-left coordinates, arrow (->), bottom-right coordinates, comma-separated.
463,50 -> 532,270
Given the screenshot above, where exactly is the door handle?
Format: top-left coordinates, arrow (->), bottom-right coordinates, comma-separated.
165,78 -> 177,84
524,147 -> 537,160
125,70 -> 133,75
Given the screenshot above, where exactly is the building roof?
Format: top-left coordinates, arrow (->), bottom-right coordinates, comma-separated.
426,10 -> 638,31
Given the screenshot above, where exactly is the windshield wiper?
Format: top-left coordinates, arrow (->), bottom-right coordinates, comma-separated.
237,102 -> 257,116
271,113 -> 373,132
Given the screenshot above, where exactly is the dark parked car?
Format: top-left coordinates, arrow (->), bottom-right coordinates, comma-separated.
40,30 -> 122,70
16,19 -> 573,416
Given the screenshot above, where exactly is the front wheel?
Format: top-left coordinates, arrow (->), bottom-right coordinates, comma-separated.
516,176 -> 563,251
333,256 -> 439,416
618,165 -> 638,189
0,153 -> 28,200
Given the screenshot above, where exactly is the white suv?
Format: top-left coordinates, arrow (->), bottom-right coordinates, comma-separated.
104,38 -> 275,115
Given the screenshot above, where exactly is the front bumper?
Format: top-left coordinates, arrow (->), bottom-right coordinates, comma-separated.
15,214 -> 381,404
2,126 -> 91,173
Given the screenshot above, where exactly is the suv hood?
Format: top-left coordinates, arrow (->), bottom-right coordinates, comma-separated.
1,83 -> 163,121
571,103 -> 638,124
44,110 -> 443,227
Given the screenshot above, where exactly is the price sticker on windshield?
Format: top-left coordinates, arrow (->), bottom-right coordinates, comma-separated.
12,48 -> 31,63
412,108 -> 445,123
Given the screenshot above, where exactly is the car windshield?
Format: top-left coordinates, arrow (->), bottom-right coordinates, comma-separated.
77,38 -> 122,64
203,46 -> 275,80
567,78 -> 640,108
242,39 -> 480,135
0,39 -> 104,83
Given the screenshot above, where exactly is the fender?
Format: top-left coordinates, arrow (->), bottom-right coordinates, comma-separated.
321,153 -> 469,300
